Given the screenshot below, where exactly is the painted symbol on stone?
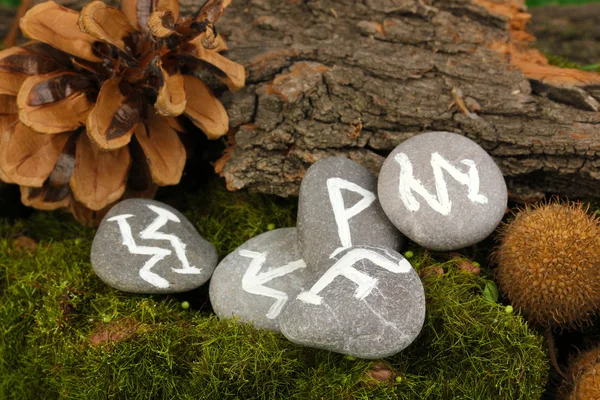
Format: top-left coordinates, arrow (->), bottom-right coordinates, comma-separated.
297,248 -> 412,305
108,205 -> 201,288
394,152 -> 488,216
240,250 -> 307,319
327,177 -> 376,258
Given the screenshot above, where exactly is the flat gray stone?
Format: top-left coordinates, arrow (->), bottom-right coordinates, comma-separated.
378,131 -> 507,251
297,156 -> 404,270
279,246 -> 425,359
91,199 -> 217,294
209,228 -> 309,332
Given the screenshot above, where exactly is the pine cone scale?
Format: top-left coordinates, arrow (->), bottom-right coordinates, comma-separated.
192,0 -> 231,27
22,185 -> 71,210
0,47 -> 63,84
183,36 -> 244,92
87,76 -> 140,150
155,59 -> 187,116
148,11 -> 179,40
0,47 -> 38,95
106,93 -> 143,141
17,73 -> 94,134
0,95 -> 18,137
70,134 -> 131,211
0,121 -> 71,187
155,0 -> 180,19
25,72 -> 93,107
134,109 -> 185,185
21,135 -> 77,210
19,1 -> 101,63
79,1 -> 140,58
125,137 -> 158,197
182,75 -> 228,139
120,0 -> 154,33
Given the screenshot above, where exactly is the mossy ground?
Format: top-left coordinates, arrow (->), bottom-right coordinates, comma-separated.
0,180 -> 549,399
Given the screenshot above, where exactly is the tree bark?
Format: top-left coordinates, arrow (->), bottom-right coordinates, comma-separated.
2,0 -> 600,201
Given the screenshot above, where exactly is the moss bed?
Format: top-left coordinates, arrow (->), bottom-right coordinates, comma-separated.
0,181 -> 549,399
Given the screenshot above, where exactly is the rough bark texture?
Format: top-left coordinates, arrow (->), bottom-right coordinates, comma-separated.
530,4 -> 600,66
2,0 -> 600,201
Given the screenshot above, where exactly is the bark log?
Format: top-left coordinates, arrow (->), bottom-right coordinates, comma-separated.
215,0 -> 600,201
2,0 -> 600,201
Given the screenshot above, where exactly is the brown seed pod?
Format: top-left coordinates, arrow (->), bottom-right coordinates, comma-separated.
559,346 -> 600,400
493,201 -> 600,329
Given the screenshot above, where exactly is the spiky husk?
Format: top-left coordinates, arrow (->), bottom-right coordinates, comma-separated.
559,346 -> 600,400
493,201 -> 600,329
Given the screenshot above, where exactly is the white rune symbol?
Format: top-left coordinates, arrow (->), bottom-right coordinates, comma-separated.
108,205 -> 201,288
326,177 -> 377,258
395,152 -> 488,215
297,247 -> 412,306
239,250 -> 307,319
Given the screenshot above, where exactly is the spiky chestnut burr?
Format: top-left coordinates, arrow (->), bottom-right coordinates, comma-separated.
493,201 -> 600,329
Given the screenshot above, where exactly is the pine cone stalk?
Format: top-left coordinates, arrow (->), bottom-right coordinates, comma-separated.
0,0 -> 245,225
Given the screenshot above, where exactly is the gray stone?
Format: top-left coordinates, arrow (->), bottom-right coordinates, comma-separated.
91,199 -> 217,294
297,156 -> 404,270
378,131 -> 507,251
279,245 -> 425,359
209,228 -> 309,332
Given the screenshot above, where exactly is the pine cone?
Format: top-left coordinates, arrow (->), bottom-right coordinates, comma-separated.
0,0 -> 244,225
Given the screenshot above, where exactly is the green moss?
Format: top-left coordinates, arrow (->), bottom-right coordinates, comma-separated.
0,182 -> 548,399
184,180 -> 297,258
544,53 -> 600,73
396,252 -> 548,399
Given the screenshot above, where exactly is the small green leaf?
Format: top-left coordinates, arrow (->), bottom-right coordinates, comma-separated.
483,281 -> 499,303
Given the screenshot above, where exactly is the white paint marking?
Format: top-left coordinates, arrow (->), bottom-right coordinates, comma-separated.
108,205 -> 201,288
297,248 -> 412,305
326,177 -> 376,258
240,250 -> 307,319
395,152 -> 488,216
108,214 -> 172,288
141,205 -> 201,275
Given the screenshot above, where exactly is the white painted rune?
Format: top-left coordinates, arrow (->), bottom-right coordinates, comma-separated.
326,177 -> 376,258
240,249 -> 307,319
297,247 -> 412,305
394,152 -> 488,215
140,205 -> 201,275
108,205 -> 201,288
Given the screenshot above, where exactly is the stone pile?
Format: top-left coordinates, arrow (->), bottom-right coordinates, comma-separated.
91,131 -> 508,359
